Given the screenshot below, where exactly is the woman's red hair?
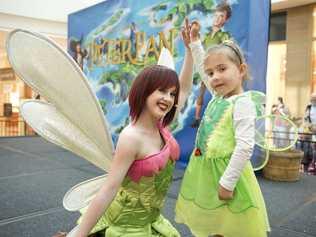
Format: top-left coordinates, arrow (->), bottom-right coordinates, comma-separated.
128,65 -> 179,126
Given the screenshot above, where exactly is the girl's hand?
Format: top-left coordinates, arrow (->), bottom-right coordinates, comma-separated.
181,18 -> 191,49
218,184 -> 233,200
190,20 -> 200,42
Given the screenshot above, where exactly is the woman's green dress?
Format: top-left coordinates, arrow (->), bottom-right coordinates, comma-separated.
79,124 -> 181,237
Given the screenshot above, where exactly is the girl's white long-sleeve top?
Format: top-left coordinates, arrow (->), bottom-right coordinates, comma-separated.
190,40 -> 256,191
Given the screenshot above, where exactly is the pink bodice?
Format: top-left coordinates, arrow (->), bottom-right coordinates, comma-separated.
126,124 -> 180,182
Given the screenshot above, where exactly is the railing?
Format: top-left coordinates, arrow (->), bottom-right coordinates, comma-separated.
0,118 -> 36,137
267,130 -> 316,145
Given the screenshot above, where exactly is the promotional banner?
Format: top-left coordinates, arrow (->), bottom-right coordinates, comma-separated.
68,0 -> 270,166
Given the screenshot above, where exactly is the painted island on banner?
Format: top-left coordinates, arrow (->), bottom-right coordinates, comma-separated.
68,0 -> 270,165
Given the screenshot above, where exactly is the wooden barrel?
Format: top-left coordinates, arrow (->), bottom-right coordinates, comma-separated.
263,149 -> 303,181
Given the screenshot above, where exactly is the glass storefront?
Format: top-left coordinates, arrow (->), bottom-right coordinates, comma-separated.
0,30 -> 66,136
266,42 -> 287,115
312,7 -> 316,93
266,12 -> 287,115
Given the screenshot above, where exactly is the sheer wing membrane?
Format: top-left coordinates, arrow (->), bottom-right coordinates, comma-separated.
246,90 -> 266,116
250,145 -> 269,171
244,91 -> 268,170
255,114 -> 298,152
6,29 -> 114,171
246,91 -> 298,170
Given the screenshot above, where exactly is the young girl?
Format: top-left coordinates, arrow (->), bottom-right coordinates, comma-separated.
175,20 -> 270,237
73,45 -> 194,236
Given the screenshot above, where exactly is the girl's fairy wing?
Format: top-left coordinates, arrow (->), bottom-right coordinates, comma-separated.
246,91 -> 298,169
250,145 -> 269,171
244,90 -> 269,170
6,29 -> 114,171
20,100 -> 110,170
255,114 -> 298,152
246,90 -> 266,116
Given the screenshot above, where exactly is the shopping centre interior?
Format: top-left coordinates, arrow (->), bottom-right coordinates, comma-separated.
0,0 -> 316,136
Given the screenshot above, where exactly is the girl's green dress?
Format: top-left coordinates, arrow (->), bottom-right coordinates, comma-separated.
175,93 -> 270,237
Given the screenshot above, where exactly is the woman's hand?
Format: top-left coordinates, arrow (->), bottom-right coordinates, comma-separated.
218,184 -> 233,200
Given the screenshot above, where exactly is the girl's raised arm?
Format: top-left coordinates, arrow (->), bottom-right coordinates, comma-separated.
177,18 -> 194,113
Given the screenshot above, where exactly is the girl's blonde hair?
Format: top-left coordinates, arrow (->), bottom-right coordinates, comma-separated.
204,40 -> 251,81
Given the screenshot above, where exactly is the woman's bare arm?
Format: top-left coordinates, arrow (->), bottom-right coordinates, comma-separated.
74,129 -> 138,237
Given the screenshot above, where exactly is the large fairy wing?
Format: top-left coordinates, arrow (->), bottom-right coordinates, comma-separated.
20,100 -> 110,171
21,100 -> 108,219
63,174 -> 107,211
63,176 -> 109,237
6,29 -> 113,171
